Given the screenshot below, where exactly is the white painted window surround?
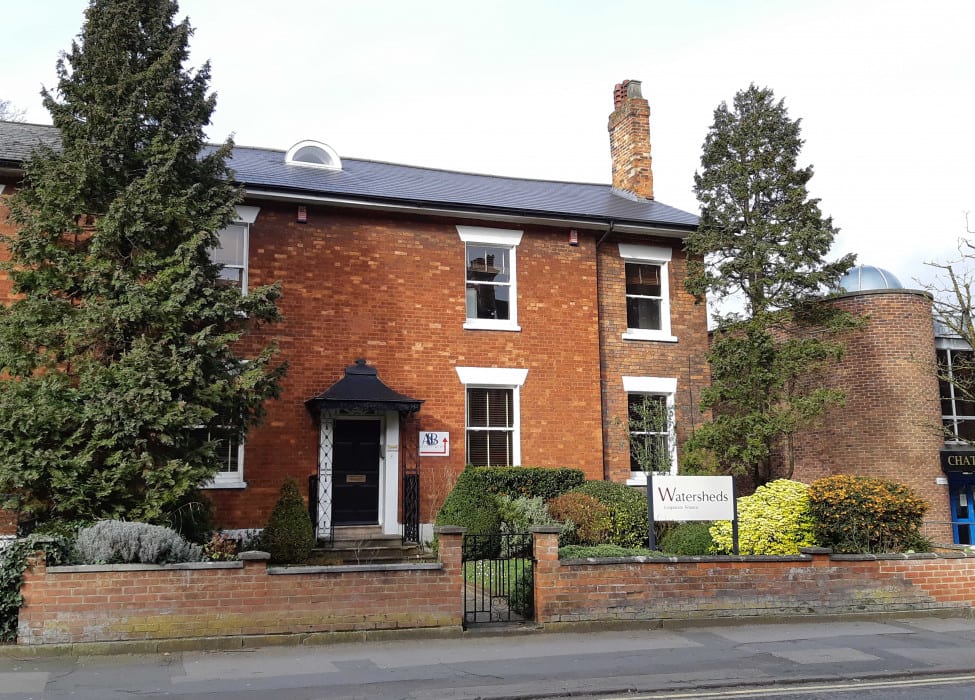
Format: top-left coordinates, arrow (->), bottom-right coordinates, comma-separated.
619,243 -> 677,343
458,226 -> 523,332
456,366 -> 528,465
623,375 -> 678,485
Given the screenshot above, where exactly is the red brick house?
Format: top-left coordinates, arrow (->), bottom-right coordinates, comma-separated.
0,80 -> 711,542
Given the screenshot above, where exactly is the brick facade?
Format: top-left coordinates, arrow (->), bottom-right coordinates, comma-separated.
210,206 -> 611,528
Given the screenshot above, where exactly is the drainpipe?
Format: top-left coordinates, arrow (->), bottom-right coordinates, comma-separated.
595,220 -> 615,481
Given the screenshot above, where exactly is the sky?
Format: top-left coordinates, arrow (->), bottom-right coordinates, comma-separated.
2,0 -> 974,293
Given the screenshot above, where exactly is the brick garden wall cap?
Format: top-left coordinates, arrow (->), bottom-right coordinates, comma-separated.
530,525 -> 563,534
433,526 -> 466,535
798,547 -> 833,555
831,552 -> 940,561
238,550 -> 271,561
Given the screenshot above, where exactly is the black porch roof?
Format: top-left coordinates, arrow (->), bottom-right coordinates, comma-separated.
305,359 -> 423,414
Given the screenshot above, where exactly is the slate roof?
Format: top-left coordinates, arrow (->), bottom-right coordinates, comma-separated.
0,121 -> 698,230
0,121 -> 62,165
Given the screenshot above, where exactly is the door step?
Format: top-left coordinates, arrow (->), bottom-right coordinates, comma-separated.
312,529 -> 432,565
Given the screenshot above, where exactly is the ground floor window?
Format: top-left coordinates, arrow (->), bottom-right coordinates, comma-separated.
456,366 -> 528,467
627,393 -> 672,474
466,387 -> 514,466
622,376 -> 677,484
195,428 -> 244,487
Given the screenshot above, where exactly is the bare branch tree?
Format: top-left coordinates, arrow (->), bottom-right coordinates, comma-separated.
0,99 -> 26,122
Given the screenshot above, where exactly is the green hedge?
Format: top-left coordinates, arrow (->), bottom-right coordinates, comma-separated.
466,466 -> 586,500
659,522 -> 714,555
569,480 -> 649,548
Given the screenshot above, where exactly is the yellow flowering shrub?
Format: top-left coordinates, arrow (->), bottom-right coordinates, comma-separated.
808,475 -> 928,553
710,479 -> 816,555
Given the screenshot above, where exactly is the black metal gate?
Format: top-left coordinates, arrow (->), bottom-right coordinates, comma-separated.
462,533 -> 534,628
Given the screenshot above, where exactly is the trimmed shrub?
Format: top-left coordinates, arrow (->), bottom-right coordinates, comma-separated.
435,469 -> 502,558
259,478 -> 316,564
569,481 -> 650,548
808,475 -> 929,553
659,522 -> 714,555
467,466 -> 586,500
546,492 -> 611,545
710,479 -> 816,555
558,544 -> 657,559
73,520 -> 203,564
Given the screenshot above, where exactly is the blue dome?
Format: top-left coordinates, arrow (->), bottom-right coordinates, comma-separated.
838,265 -> 903,292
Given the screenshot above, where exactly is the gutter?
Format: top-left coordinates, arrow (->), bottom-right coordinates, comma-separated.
243,187 -> 695,240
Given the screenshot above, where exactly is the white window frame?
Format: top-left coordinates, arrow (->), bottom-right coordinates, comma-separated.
458,226 -> 523,332
456,367 -> 528,465
211,205 -> 259,296
623,376 -> 677,485
619,243 -> 677,343
198,428 -> 247,489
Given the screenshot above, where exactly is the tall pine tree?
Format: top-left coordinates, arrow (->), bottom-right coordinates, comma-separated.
0,0 -> 284,524
684,84 -> 857,486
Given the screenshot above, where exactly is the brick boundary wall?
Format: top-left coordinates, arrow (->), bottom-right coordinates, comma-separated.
530,530 -> 975,625
17,528 -> 465,646
15,527 -> 975,646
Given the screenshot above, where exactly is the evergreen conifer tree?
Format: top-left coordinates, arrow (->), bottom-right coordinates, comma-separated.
0,0 -> 284,524
684,84 -> 857,485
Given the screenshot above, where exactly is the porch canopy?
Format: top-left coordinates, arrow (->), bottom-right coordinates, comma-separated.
305,359 -> 423,414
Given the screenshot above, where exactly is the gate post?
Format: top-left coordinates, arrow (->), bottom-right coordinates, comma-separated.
531,526 -> 561,625
435,526 -> 466,626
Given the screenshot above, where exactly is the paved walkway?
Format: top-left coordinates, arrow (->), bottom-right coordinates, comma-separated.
2,614 -> 975,698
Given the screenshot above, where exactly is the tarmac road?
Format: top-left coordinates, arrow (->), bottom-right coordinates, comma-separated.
3,613 -> 975,699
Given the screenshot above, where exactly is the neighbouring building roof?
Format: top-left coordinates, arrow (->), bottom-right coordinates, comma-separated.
0,120 -> 698,232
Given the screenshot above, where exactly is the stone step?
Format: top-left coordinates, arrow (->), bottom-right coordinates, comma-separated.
310,535 -> 433,565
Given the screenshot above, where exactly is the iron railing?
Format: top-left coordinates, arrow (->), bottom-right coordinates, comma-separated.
462,533 -> 534,627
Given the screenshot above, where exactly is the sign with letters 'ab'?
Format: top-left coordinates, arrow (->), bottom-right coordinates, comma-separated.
651,475 -> 735,521
418,432 -> 449,457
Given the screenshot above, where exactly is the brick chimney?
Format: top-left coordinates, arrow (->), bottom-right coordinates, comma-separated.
608,79 -> 653,200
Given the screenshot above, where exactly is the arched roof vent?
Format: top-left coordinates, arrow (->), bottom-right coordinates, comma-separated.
285,140 -> 342,170
838,264 -> 904,292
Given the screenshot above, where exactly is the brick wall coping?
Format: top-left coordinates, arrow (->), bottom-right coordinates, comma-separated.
557,551 -> 975,566
559,555 -> 810,566
828,288 -> 932,303
268,562 -> 443,575
47,561 -> 242,573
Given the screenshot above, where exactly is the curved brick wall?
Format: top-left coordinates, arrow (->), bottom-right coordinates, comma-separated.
786,289 -> 949,538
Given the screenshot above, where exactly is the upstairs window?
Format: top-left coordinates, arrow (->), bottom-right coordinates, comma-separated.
212,223 -> 248,292
626,262 -> 662,330
457,226 -> 523,331
939,348 -> 975,443
466,244 -> 511,321
285,140 -> 342,170
209,206 -> 259,295
619,243 -> 676,342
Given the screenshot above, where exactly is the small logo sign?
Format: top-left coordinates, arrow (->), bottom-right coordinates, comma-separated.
418,432 -> 449,457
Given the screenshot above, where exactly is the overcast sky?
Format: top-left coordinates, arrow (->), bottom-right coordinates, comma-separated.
3,0 -> 973,292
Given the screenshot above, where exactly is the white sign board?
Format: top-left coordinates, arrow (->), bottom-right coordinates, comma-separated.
418,432 -> 450,457
651,475 -> 735,521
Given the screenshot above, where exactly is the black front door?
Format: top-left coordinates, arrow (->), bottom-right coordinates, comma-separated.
332,419 -> 382,525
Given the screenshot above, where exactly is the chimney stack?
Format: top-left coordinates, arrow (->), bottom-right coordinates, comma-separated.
608,79 -> 653,200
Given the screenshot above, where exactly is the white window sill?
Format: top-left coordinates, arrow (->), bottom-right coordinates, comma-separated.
622,330 -> 678,343
201,480 -> 248,490
463,320 -> 521,332
626,471 -> 675,486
